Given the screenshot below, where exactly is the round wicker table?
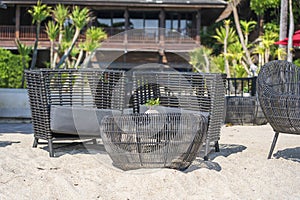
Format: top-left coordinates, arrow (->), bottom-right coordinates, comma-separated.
100,113 -> 208,170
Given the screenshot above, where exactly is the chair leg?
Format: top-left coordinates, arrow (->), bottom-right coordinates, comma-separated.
214,141 -> 220,152
48,139 -> 54,157
32,137 -> 39,148
203,138 -> 210,161
268,132 -> 279,159
92,138 -> 97,144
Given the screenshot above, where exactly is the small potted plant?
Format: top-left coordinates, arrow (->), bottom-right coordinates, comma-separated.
243,86 -> 251,97
145,98 -> 160,114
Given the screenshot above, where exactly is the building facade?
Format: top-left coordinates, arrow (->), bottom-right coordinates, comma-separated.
0,0 -> 227,69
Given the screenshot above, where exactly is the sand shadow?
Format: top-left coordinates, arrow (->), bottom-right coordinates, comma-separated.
40,140 -> 107,157
0,141 -> 21,147
273,147 -> 300,163
184,159 -> 222,173
209,144 -> 247,160
0,123 -> 33,134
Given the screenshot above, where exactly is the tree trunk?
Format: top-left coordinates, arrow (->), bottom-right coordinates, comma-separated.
30,23 -> 40,69
50,40 -> 54,69
55,28 -> 80,68
287,0 -> 294,62
224,22 -> 231,78
231,2 -> 256,76
279,0 -> 288,59
258,15 -> 264,36
279,0 -> 288,45
74,49 -> 84,69
21,57 -> 26,88
52,25 -> 64,68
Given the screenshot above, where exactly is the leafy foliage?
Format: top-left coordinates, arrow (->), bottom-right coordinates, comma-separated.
250,0 -> 280,16
0,48 -> 25,88
145,98 -> 160,106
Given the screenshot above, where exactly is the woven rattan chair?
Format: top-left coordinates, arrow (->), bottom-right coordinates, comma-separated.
257,60 -> 300,159
25,69 -> 125,157
100,113 -> 208,170
131,71 -> 226,160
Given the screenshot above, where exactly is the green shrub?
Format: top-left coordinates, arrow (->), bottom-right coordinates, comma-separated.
0,48 -> 24,88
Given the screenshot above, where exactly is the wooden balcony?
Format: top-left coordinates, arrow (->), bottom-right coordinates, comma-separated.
0,25 -> 200,51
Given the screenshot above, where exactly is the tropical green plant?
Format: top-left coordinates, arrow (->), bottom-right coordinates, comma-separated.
230,0 -> 257,76
212,20 -> 237,77
294,59 -> 300,67
250,0 -> 280,35
76,26 -> 107,68
15,39 -> 32,87
243,86 -> 249,93
189,46 -> 213,73
27,0 -> 51,69
0,48 -> 24,88
240,20 -> 257,46
253,23 -> 279,68
52,4 -> 70,68
55,6 -> 91,68
145,98 -> 160,106
45,21 -> 59,69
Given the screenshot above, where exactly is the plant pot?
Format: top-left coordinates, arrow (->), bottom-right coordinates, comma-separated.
0,88 -> 31,121
145,106 -> 159,114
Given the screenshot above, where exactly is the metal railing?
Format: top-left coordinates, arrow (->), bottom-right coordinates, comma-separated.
226,77 -> 257,97
0,25 -> 198,44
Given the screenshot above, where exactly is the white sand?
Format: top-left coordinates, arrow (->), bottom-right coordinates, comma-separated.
0,124 -> 299,200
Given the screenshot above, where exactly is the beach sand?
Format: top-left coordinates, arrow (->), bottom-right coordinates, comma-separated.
0,124 -> 299,199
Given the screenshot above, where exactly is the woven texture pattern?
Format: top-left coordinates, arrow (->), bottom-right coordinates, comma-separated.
25,69 -> 125,156
131,71 -> 226,158
257,60 -> 300,134
225,77 -> 267,125
101,113 -> 207,170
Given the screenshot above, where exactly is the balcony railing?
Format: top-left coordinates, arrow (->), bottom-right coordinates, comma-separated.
0,25 -> 199,49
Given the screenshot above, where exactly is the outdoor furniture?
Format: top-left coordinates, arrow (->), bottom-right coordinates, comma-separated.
131,71 -> 226,160
257,60 -> 300,159
25,69 -> 125,157
225,77 -> 267,125
100,113 -> 208,170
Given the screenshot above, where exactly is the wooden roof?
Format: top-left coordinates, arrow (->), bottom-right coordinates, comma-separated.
2,0 -> 227,8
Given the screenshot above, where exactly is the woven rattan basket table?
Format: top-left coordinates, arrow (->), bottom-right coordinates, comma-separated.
100,113 -> 208,170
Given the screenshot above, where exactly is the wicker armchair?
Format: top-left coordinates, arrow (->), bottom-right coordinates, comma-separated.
25,69 -> 125,157
131,71 -> 226,160
101,113 -> 208,170
257,60 -> 300,158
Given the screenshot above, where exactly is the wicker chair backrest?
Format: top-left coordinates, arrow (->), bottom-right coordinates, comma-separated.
257,60 -> 300,134
131,71 -> 226,142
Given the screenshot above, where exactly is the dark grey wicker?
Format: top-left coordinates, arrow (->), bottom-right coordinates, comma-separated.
225,77 -> 267,125
257,60 -> 300,159
25,69 -> 125,157
131,71 -> 226,160
100,113 -> 208,170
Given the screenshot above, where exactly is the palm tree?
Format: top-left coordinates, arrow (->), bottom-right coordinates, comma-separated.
240,20 -> 257,46
55,6 -> 91,68
45,21 -> 59,69
27,0 -> 51,69
213,20 -> 237,78
75,26 -> 107,68
52,4 -> 69,67
230,0 -> 257,76
15,39 -> 32,87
